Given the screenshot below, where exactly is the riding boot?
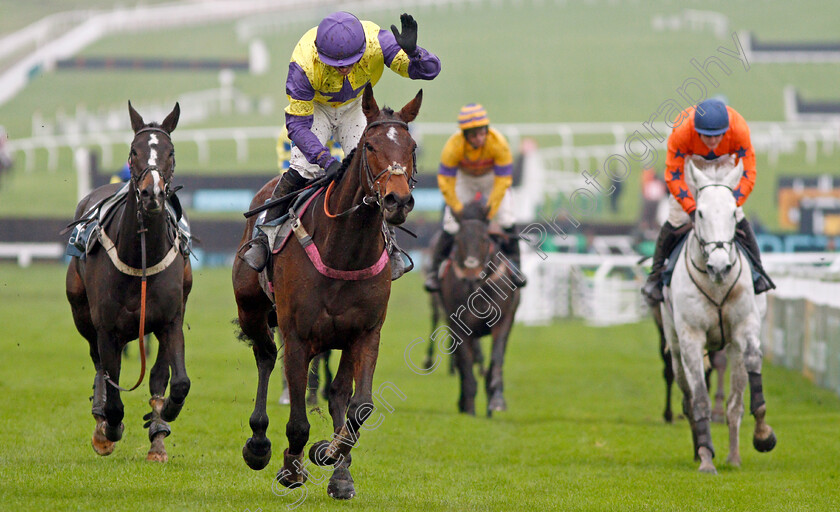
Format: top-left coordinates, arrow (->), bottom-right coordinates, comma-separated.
241,168 -> 308,272
424,231 -> 454,292
642,222 -> 683,303
736,218 -> 776,294
501,227 -> 527,288
387,225 -> 413,281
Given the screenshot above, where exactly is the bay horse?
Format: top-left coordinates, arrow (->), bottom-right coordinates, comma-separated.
437,199 -> 521,417
233,85 -> 420,500
661,156 -> 776,473
66,102 -> 191,462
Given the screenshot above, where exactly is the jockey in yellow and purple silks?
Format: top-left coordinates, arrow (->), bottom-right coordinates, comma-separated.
242,11 -> 441,276
424,103 -> 526,291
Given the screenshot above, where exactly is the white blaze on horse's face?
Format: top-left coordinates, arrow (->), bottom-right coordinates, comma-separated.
151,170 -> 162,196
148,133 -> 159,168
386,126 -> 398,144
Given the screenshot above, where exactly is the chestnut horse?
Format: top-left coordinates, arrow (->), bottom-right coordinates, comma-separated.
233,85 -> 420,500
66,102 -> 191,462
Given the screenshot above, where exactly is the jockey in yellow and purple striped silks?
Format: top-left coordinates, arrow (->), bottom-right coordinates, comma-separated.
241,11 -> 440,277
424,103 -> 526,291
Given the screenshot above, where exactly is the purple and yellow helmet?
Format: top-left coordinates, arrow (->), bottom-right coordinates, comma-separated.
315,12 -> 366,67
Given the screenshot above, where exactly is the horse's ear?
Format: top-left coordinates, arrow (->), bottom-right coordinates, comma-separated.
362,84 -> 379,124
686,158 -> 710,193
161,102 -> 180,134
723,159 -> 744,189
398,89 -> 423,124
128,101 -> 145,133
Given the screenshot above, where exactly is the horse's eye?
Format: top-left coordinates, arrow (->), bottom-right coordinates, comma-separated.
698,211 -> 703,219
130,148 -> 137,157
365,142 -> 375,152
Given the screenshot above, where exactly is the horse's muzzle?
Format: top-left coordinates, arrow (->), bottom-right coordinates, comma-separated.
140,188 -> 165,213
383,192 -> 414,225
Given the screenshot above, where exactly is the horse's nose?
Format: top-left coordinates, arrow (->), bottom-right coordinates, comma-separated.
383,192 -> 414,213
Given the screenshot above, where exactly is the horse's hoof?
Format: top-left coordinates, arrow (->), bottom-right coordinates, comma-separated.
104,422 -> 125,443
697,447 -> 717,474
754,430 -> 777,453
242,437 -> 272,470
309,440 -> 347,467
726,454 -> 741,468
327,464 -> 356,500
146,450 -> 168,463
91,435 -> 115,456
488,395 -> 507,413
663,411 -> 673,424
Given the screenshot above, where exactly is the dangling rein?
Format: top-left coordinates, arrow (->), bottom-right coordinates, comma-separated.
101,226 -> 180,392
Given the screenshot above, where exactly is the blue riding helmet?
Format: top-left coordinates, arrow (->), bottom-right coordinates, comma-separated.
315,12 -> 366,67
694,99 -> 729,136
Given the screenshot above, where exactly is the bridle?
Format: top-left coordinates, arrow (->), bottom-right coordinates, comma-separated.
684,182 -> 742,351
691,183 -> 736,265
105,125 -> 176,393
324,119 -> 417,218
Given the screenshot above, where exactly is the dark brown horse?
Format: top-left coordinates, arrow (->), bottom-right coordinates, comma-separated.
66,102 -> 191,462
233,85 -> 420,500
437,200 -> 521,417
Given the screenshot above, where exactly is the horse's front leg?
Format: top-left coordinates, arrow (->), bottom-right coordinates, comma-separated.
710,351 -> 727,423
743,329 -> 777,454
676,325 -> 716,474
454,334 -> 478,416
724,344 -> 746,467
275,335 -> 312,488
315,329 -> 382,500
96,331 -> 125,445
144,333 -> 172,462
486,311 -> 515,417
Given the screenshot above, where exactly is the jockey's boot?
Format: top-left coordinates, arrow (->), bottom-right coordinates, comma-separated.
736,218 -> 776,294
387,225 -> 413,281
642,221 -> 682,303
241,168 -> 308,272
423,231 -> 454,292
502,227 -> 527,288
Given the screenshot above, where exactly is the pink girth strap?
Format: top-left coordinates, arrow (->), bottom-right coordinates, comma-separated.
303,244 -> 389,281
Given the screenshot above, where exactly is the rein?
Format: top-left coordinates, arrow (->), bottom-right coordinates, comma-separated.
105,125 -> 175,392
684,236 -> 743,351
324,119 -> 416,218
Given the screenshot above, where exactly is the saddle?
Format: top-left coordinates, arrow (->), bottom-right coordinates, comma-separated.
65,183 -> 192,260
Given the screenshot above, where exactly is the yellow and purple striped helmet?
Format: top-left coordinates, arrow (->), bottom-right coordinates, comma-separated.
458,103 -> 490,131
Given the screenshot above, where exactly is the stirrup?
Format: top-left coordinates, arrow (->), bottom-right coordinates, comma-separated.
241,236 -> 269,272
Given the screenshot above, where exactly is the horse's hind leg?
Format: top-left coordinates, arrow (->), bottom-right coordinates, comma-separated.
96,331 -> 126,445
235,260 -> 279,470
710,351 -> 727,423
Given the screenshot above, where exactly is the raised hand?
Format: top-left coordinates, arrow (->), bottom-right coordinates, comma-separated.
390,13 -> 418,56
